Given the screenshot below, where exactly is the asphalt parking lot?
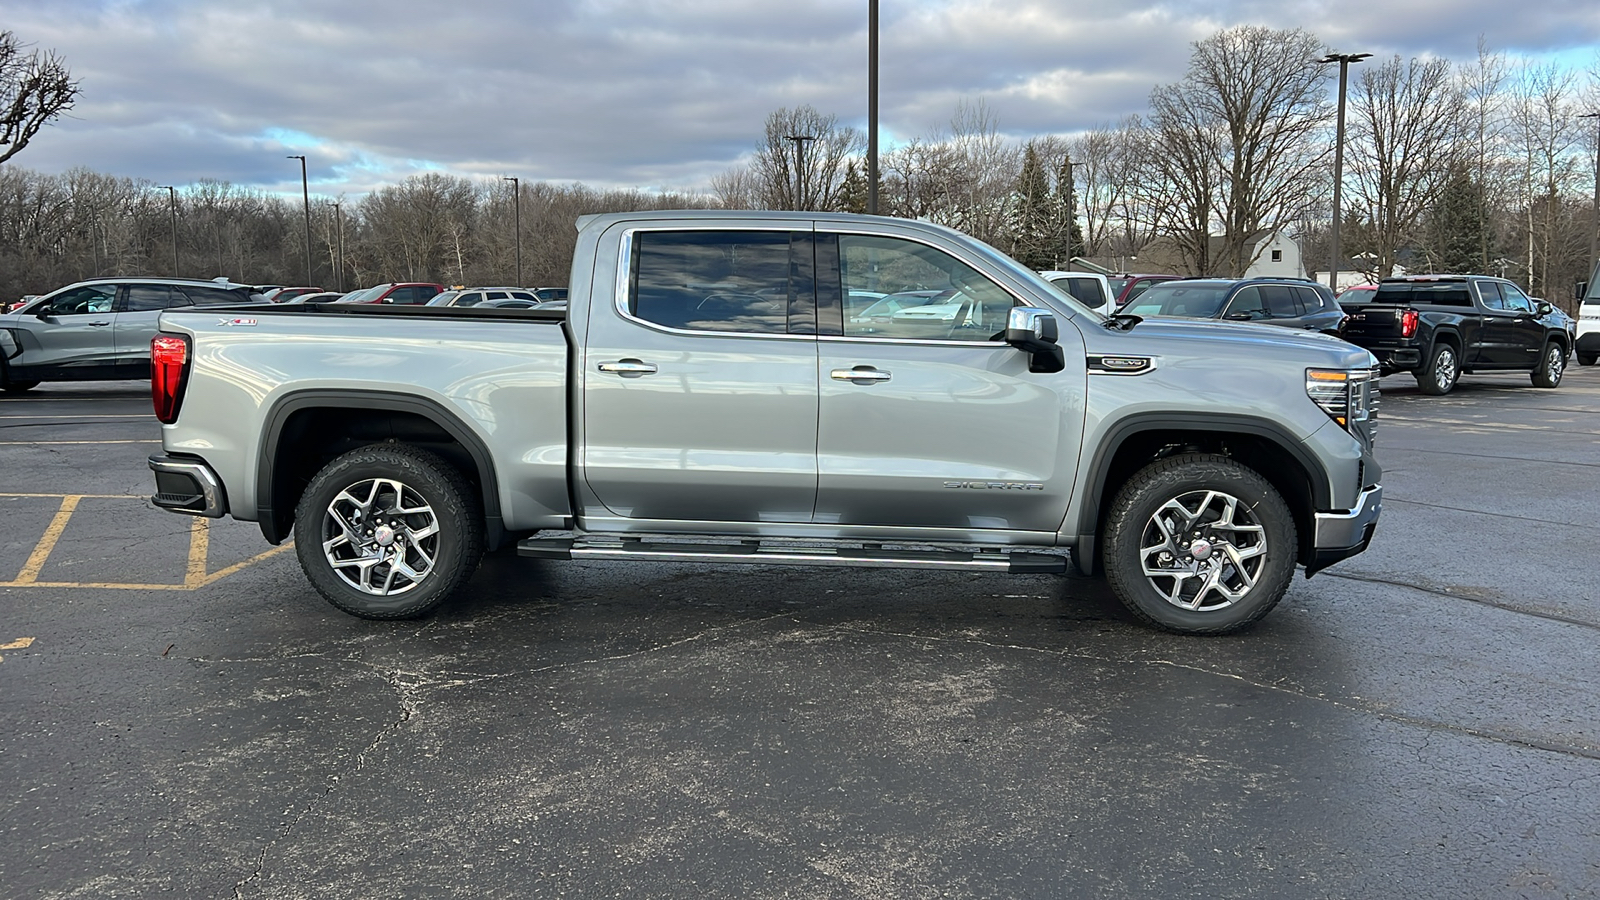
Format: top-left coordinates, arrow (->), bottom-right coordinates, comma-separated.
1,370 -> 1597,899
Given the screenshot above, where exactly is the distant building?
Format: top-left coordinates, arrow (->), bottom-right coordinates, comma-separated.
1080,229 -> 1306,279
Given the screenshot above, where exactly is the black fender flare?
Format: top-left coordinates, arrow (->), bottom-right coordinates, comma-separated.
255,389 -> 504,547
1071,413 -> 1333,570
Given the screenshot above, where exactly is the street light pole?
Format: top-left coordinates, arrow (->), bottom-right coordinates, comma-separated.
503,176 -> 522,286
785,134 -> 815,210
867,0 -> 878,215
287,155 -> 312,286
156,185 -> 178,276
332,200 -> 345,293
1319,52 -> 1370,293
1064,160 -> 1079,268
1581,112 -> 1600,278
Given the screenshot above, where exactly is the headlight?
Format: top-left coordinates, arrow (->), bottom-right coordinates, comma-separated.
1307,367 -> 1378,431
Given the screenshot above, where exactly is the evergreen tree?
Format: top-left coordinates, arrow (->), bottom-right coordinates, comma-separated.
1424,162 -> 1490,274
1009,143 -> 1053,269
836,161 -> 868,214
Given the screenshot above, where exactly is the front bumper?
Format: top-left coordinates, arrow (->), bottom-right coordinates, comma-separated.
1577,331 -> 1600,355
1305,483 -> 1382,576
149,454 -> 228,517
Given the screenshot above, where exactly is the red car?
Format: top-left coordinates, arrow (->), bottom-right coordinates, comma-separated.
341,282 -> 446,305
1109,274 -> 1182,307
1336,284 -> 1378,305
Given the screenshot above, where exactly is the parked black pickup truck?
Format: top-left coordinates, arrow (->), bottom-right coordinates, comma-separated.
1339,275 -> 1570,394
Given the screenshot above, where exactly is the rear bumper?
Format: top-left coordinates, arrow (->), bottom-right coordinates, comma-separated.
1306,484 -> 1382,576
149,454 -> 228,517
1361,345 -> 1421,372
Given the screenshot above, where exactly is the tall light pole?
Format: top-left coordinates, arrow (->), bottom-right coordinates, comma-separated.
785,134 -> 815,210
1320,52 -> 1370,293
1064,160 -> 1079,268
287,155 -> 312,286
156,185 -> 179,276
503,176 -> 522,286
1581,112 -> 1600,280
331,199 -> 345,293
867,0 -> 879,215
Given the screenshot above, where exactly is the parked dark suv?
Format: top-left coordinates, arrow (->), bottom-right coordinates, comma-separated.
0,277 -> 256,391
1120,277 -> 1347,335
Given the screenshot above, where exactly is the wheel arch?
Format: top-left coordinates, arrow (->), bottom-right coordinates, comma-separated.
256,390 -> 504,549
1072,414 -> 1326,574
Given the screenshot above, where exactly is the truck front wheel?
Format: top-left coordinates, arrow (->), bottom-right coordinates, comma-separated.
293,443 -> 484,619
1530,342 -> 1564,388
1102,454 -> 1297,635
1416,343 -> 1459,395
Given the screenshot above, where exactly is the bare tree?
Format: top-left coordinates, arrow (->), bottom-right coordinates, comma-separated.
1147,26 -> 1333,275
751,106 -> 863,211
0,31 -> 80,166
1461,38 -> 1512,273
1508,62 -> 1584,297
1347,55 -> 1464,279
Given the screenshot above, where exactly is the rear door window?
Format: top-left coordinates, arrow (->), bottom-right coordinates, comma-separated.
1262,285 -> 1302,318
120,285 -> 173,312
629,230 -> 794,334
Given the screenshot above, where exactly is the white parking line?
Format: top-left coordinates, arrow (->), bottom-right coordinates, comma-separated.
0,414 -> 151,419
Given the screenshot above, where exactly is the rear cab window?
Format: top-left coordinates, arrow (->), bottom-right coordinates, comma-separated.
1372,282 -> 1472,307
629,230 -> 796,334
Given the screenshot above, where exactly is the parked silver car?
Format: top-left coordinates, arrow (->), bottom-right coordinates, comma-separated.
426,287 -> 540,308
0,277 -> 255,391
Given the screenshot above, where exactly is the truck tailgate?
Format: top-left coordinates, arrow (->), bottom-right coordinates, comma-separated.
1339,303 -> 1408,341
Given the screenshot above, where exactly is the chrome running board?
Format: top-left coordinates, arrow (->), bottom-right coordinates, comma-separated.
517,536 -> 1066,575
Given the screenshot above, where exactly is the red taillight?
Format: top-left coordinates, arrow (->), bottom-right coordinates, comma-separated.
1401,309 -> 1419,339
151,334 -> 189,424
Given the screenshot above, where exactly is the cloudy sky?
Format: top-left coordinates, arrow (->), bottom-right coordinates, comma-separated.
5,0 -> 1599,200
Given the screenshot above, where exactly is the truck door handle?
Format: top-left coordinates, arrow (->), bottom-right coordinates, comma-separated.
88,321 -> 111,327
830,366 -> 892,384
597,359 -> 657,377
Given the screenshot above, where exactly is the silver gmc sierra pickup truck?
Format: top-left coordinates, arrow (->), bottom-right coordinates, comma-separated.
148,210 -> 1382,634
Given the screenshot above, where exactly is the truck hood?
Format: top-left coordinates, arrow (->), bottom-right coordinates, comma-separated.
1083,315 -> 1375,369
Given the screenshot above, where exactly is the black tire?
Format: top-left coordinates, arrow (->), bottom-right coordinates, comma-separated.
2,380 -> 39,392
1416,342 -> 1459,395
1579,352 -> 1597,367
1102,453 -> 1297,635
1530,343 -> 1565,388
293,443 -> 484,619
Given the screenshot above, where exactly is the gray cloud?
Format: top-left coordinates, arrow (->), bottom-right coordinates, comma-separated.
5,0 -> 1597,198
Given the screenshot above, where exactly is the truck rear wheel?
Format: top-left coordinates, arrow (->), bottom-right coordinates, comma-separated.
1102,454 -> 1297,635
293,443 -> 484,619
1530,343 -> 1564,388
1416,343 -> 1459,395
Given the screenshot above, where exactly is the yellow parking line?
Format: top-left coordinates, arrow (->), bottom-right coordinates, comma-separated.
0,637 -> 34,650
0,492 -> 132,499
14,496 -> 80,584
1,495 -> 294,590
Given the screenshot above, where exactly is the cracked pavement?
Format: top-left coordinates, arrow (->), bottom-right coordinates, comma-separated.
1,376 -> 1597,899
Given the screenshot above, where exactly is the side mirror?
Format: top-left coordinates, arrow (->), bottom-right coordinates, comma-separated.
1577,281 -> 1588,301
1537,301 -> 1553,316
1005,307 -> 1065,373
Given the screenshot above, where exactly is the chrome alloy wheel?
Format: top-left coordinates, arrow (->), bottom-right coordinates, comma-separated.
321,477 -> 440,595
1434,346 -> 1458,389
1546,345 -> 1564,383
1138,489 -> 1268,612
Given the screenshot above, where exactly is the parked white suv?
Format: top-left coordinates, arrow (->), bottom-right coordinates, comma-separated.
1039,270 -> 1115,316
1577,277 -> 1600,366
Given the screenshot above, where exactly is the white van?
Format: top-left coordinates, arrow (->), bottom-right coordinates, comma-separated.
1039,270 -> 1115,316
